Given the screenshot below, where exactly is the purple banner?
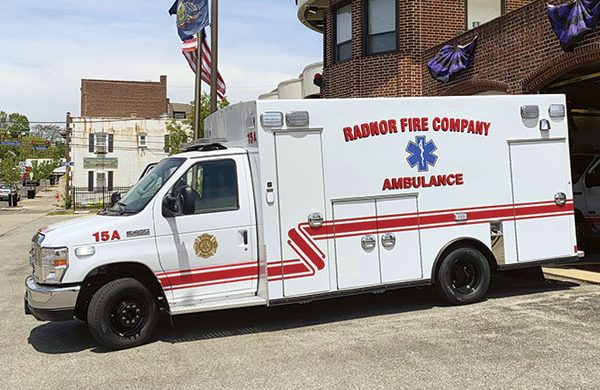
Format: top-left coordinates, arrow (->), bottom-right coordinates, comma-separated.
427,36 -> 478,83
548,0 -> 600,50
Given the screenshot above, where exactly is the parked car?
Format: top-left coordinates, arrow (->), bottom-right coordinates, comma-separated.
0,182 -> 21,201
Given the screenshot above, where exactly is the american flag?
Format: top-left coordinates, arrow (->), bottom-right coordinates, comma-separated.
182,33 -> 226,99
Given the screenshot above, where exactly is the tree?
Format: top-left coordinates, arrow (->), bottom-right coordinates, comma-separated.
0,156 -> 21,188
0,111 -> 30,138
164,92 -> 230,155
30,124 -> 65,143
29,159 -> 60,184
165,120 -> 192,156
187,92 -> 230,138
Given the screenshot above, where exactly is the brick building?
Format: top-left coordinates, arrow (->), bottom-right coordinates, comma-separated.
66,75 -> 189,202
296,0 -> 600,148
81,76 -> 169,118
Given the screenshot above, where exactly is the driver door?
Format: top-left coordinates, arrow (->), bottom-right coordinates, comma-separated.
153,155 -> 258,305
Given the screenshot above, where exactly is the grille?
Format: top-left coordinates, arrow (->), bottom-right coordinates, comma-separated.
30,243 -> 43,282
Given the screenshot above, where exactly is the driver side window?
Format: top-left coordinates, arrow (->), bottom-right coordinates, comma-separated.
171,159 -> 239,214
586,162 -> 600,188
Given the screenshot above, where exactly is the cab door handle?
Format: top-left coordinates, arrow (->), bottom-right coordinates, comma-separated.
240,230 -> 248,245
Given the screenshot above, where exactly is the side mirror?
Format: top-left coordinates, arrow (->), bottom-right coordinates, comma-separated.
110,192 -> 121,207
180,187 -> 196,215
162,194 -> 180,217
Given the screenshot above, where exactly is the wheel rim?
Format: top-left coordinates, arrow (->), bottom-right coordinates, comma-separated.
450,258 -> 481,295
108,293 -> 148,337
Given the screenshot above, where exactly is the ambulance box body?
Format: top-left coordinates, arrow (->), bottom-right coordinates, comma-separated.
25,95 -> 577,349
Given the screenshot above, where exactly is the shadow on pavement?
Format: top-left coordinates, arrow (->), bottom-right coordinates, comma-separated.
28,320 -> 95,354
28,268 -> 578,353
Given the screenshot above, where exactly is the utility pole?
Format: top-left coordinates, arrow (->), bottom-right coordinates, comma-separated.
193,31 -> 203,140
210,0 -> 218,114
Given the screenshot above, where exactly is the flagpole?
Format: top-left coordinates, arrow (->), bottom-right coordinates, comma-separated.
210,0 -> 218,114
193,32 -> 202,140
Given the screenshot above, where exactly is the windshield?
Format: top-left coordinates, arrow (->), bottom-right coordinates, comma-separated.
104,158 -> 185,215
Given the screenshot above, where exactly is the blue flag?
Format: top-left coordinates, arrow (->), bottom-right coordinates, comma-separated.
169,0 -> 209,41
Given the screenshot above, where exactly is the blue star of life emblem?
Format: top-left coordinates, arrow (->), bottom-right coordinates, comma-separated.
406,136 -> 438,172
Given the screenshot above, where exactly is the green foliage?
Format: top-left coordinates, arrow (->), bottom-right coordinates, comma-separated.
0,111 -> 30,137
165,120 -> 192,156
164,92 -> 230,155
0,156 -> 21,187
187,92 -> 230,138
0,135 -> 66,161
29,159 -> 60,183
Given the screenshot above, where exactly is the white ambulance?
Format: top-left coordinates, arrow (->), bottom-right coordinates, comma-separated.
25,95 -> 580,350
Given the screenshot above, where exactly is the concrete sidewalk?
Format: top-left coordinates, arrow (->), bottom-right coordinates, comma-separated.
543,268 -> 600,284
0,185 -> 63,237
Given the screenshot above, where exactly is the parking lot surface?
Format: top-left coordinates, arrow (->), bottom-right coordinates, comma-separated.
2,210 -> 600,389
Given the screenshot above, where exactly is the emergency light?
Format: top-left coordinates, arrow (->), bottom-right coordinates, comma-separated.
261,112 -> 284,127
286,111 -> 310,127
520,105 -> 539,119
548,104 -> 566,119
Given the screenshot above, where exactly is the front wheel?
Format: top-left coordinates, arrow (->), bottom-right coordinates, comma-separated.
436,247 -> 491,305
87,278 -> 158,350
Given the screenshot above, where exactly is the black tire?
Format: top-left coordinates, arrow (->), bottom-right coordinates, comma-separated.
436,246 -> 491,305
87,278 -> 158,350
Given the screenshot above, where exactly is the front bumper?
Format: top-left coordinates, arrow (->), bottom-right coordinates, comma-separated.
24,276 -> 80,321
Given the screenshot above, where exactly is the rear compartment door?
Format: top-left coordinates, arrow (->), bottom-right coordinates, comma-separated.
275,130 -> 330,297
333,196 -> 422,290
509,140 -> 575,261
376,197 -> 422,283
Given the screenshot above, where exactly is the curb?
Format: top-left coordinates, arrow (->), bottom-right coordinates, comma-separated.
543,267 -> 600,285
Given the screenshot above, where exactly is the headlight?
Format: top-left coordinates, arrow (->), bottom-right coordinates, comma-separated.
39,247 -> 69,284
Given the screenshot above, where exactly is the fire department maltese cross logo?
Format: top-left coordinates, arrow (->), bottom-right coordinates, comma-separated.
406,136 -> 438,172
194,233 -> 218,259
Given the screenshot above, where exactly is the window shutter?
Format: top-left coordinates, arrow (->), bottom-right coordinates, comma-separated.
88,171 -> 94,192
108,171 -> 114,191
164,134 -> 170,153
88,133 -> 94,153
108,134 -> 114,153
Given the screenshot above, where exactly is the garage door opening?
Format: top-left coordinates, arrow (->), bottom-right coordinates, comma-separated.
542,61 -> 600,255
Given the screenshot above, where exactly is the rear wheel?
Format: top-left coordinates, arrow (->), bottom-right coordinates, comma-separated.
87,278 -> 158,350
436,247 -> 491,305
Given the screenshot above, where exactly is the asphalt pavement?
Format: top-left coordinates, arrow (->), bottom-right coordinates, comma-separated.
2,196 -> 600,389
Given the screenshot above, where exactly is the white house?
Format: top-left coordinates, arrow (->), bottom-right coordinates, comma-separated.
68,116 -> 175,190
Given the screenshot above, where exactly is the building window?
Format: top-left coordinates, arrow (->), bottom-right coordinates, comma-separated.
95,132 -> 107,154
173,112 -> 187,119
87,171 -> 94,192
139,132 -> 147,148
335,4 -> 352,63
366,0 -> 397,55
96,172 -> 106,189
467,0 -> 503,30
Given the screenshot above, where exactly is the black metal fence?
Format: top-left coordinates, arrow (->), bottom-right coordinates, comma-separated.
70,186 -> 131,212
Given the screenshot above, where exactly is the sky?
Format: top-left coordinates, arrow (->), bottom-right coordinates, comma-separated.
0,0 -> 323,123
